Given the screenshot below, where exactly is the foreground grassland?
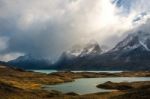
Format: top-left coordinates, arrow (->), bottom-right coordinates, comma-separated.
0,65 -> 150,99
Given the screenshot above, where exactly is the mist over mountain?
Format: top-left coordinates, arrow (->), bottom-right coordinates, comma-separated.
8,54 -> 52,69
64,40 -> 102,58
6,18 -> 150,70
54,30 -> 150,70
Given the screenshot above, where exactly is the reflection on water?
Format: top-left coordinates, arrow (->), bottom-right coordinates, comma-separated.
43,77 -> 150,95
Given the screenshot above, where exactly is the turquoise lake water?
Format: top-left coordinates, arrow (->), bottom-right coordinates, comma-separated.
31,70 -> 150,95
32,70 -> 123,74
32,70 -> 57,74
43,77 -> 150,95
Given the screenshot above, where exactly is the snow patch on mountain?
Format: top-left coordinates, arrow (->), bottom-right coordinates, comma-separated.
65,41 -> 102,58
111,31 -> 150,52
139,41 -> 150,51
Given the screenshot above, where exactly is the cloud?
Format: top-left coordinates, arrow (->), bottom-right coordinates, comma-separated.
0,53 -> 23,62
0,36 -> 9,51
0,0 -> 150,61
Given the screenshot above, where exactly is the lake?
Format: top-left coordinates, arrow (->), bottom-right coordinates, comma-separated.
32,70 -> 57,74
32,70 -> 123,74
43,77 -> 150,95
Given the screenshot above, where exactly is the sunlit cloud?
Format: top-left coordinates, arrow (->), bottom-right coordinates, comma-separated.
0,0 -> 150,61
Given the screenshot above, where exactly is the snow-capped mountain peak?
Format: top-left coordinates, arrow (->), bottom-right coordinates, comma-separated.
65,40 -> 102,58
111,31 -> 150,52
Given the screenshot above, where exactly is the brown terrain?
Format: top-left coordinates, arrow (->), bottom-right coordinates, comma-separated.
97,81 -> 150,99
0,65 -> 150,99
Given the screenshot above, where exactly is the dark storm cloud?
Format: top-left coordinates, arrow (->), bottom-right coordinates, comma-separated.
0,0 -> 81,60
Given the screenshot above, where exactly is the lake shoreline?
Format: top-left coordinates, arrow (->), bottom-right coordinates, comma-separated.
44,77 -> 150,95
0,65 -> 150,99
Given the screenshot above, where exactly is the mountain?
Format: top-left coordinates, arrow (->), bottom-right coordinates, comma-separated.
64,40 -> 102,58
8,54 -> 53,69
7,31 -> 150,70
111,31 -> 150,52
55,41 -> 103,70
105,31 -> 150,70
55,31 -> 150,70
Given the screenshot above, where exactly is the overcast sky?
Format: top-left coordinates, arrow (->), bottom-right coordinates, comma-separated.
0,0 -> 150,61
